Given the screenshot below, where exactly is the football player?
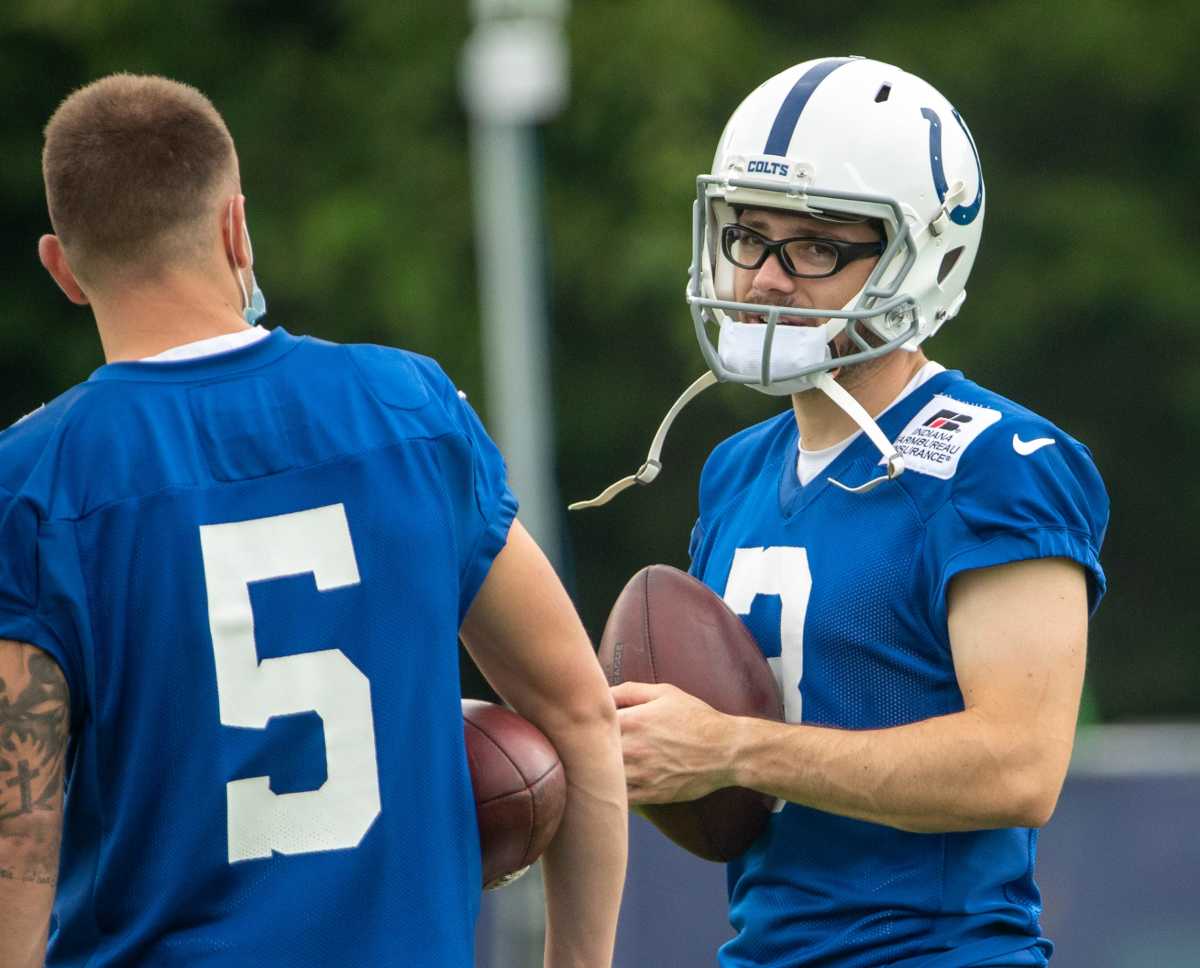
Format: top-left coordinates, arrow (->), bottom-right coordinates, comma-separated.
606,58 -> 1108,966
0,74 -> 626,967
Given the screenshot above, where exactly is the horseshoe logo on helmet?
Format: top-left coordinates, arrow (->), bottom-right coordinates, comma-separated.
920,107 -> 984,226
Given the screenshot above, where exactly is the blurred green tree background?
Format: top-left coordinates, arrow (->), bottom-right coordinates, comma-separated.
2,0 -> 1195,720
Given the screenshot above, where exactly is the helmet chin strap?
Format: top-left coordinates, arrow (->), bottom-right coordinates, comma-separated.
568,371 -> 718,510
569,342 -> 907,511
810,370 -> 905,493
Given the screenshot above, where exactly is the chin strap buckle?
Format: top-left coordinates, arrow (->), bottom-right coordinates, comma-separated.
828,451 -> 905,494
567,460 -> 662,511
568,371 -> 717,511
929,180 -> 968,237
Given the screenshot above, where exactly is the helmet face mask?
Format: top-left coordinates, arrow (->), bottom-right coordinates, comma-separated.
687,56 -> 985,396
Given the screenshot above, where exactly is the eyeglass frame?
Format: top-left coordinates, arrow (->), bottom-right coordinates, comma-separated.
719,222 -> 886,279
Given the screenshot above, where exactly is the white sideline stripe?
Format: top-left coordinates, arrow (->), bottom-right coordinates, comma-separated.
1069,724 -> 1200,777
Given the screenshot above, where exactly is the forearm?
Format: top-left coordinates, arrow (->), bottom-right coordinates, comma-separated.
539,705 -> 627,968
0,830 -> 57,968
731,707 -> 1072,833
459,521 -> 627,963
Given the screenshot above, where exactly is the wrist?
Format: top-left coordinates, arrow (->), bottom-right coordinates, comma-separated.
724,715 -> 760,789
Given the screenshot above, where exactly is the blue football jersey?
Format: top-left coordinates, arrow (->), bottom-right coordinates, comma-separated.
0,327 -> 517,966
688,369 -> 1108,968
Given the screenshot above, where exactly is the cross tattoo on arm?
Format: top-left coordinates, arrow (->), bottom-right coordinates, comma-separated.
0,641 -> 69,884
5,761 -> 41,815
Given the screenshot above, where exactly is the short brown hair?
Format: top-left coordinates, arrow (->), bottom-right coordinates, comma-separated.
42,73 -> 237,283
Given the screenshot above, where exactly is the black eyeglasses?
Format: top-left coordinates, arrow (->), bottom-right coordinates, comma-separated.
720,223 -> 884,279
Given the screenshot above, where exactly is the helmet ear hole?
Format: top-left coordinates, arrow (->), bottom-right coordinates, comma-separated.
938,246 -> 964,285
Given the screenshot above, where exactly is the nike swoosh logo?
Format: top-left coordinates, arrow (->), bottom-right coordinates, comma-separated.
1012,433 -> 1056,456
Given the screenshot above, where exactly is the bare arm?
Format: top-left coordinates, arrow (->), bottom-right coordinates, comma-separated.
617,557 -> 1088,832
461,519 -> 626,968
0,640 -> 69,968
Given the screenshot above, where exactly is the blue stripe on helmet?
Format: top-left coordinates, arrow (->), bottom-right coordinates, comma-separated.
763,58 -> 855,156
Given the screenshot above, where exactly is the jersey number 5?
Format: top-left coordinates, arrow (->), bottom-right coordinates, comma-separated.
200,504 -> 382,863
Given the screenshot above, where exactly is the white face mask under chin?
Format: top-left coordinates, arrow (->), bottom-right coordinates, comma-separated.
716,316 -> 842,394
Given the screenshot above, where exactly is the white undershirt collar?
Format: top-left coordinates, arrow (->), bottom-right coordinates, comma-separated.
796,360 -> 946,486
139,325 -> 269,363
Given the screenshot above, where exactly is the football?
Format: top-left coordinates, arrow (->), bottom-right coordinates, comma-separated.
599,564 -> 783,862
462,699 -> 567,890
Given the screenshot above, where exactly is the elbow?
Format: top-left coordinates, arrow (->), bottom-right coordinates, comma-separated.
897,771 -> 1062,834
551,690 -> 618,733
526,679 -> 619,751
563,690 -> 620,739
1000,764 -> 1066,829
984,725 -> 1073,829
1011,784 -> 1061,829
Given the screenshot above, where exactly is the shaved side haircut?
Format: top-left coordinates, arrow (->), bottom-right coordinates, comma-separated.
42,73 -> 237,285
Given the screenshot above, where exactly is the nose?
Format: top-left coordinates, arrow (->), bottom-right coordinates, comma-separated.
752,251 -> 796,296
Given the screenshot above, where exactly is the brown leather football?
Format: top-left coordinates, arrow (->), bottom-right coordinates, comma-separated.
599,564 -> 783,862
463,699 -> 566,889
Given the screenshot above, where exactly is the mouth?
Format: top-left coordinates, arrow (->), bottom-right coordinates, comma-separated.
741,310 -> 821,328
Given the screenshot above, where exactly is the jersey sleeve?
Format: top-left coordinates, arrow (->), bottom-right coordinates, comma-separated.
422,365 -> 519,622
0,488 -> 81,704
346,344 -> 519,621
921,418 -> 1109,632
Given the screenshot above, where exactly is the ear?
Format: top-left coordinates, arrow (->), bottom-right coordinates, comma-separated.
38,235 -> 90,306
224,194 -> 253,270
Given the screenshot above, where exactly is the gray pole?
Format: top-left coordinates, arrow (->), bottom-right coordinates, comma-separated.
461,3 -> 569,966
461,0 -> 568,564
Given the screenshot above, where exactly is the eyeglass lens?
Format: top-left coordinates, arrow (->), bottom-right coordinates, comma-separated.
724,225 -> 841,276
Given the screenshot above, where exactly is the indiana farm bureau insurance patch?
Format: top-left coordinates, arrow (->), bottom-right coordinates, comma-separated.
885,395 -> 1002,479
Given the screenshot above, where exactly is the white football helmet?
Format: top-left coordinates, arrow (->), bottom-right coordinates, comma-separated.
689,55 -> 984,395
571,57 -> 985,509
